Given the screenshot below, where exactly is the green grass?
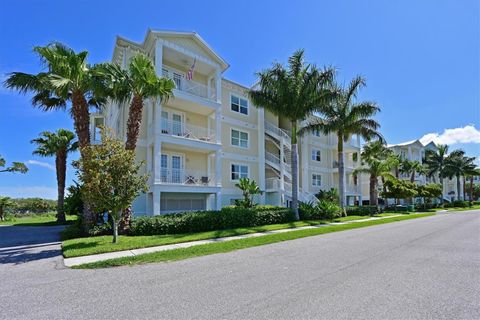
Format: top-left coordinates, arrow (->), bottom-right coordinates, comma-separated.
446,205 -> 480,212
0,214 -> 77,227
73,213 -> 433,269
62,215 -> 389,258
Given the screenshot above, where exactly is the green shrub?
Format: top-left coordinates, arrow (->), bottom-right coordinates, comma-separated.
299,201 -> 341,220
451,200 -> 469,208
60,220 -> 84,240
130,206 -> 295,236
345,205 -> 378,216
317,201 -> 341,220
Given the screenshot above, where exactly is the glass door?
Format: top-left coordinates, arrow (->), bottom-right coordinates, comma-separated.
172,113 -> 183,136
161,111 -> 169,134
171,155 -> 182,183
160,154 -> 168,182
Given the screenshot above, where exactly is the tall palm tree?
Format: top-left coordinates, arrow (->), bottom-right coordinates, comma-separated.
249,50 -> 335,219
31,129 -> 78,223
400,159 -> 424,183
96,54 -> 175,150
5,43 -> 106,227
424,145 -> 449,202
302,76 -> 383,215
466,167 -> 480,201
4,43 -> 105,153
354,140 -> 397,206
444,150 -> 476,200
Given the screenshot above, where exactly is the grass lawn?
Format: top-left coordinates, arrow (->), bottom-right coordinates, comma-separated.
72,213 -> 434,268
0,214 -> 77,227
62,215 -> 393,258
447,205 -> 480,212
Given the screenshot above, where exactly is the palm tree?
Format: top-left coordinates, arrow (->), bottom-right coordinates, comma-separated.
444,151 -> 476,200
400,159 -> 424,183
353,141 -> 397,206
249,49 -> 335,219
0,155 -> 28,174
235,178 -> 262,208
4,43 -> 105,153
424,145 -> 449,201
302,76 -> 383,215
0,196 -> 13,221
466,167 -> 480,201
5,43 -> 106,228
31,129 -> 78,223
96,54 -> 175,150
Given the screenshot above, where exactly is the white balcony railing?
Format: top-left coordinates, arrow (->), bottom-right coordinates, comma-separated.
161,119 -> 216,143
265,121 -> 291,143
265,152 -> 291,173
160,169 -> 217,186
162,68 -> 216,101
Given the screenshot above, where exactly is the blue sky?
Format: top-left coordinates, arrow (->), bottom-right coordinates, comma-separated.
0,0 -> 479,199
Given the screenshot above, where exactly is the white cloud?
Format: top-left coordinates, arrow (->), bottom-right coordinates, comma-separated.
26,160 -> 55,171
420,125 -> 480,145
0,186 -> 57,199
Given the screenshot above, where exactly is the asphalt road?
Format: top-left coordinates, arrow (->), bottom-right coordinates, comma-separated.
1,211 -> 479,320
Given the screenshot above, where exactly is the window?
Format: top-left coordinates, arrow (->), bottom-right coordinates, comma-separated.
313,129 -> 321,137
231,95 -> 248,115
231,129 -> 249,148
231,164 -> 248,180
311,149 -> 321,162
312,174 -> 322,187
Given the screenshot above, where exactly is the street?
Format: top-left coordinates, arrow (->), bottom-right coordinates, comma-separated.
1,212 -> 479,319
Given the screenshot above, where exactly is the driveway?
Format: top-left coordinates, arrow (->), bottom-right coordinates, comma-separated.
1,211 -> 479,319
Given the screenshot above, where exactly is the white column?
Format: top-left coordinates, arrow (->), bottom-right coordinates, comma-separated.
207,76 -> 212,99
258,108 -> 266,205
154,141 -> 162,182
155,40 -> 163,76
153,187 -> 161,216
280,139 -> 285,191
301,135 -> 309,193
215,109 -> 222,144
154,100 -> 162,135
215,150 -> 222,187
215,68 -> 222,103
215,191 -> 222,210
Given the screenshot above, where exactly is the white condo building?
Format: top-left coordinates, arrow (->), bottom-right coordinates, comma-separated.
90,29 -> 362,215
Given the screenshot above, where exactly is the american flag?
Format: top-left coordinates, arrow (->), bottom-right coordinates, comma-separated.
186,58 -> 196,80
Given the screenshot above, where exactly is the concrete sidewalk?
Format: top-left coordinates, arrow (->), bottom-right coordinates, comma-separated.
63,215 -> 403,267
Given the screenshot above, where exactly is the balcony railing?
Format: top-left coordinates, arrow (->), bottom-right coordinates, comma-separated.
265,121 -> 291,142
161,119 -> 216,143
159,169 -> 217,186
162,68 -> 216,101
265,152 -> 291,173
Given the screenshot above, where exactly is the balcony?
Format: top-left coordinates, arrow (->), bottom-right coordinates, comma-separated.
161,119 -> 216,143
162,67 -> 217,102
265,121 -> 291,148
159,169 -> 217,187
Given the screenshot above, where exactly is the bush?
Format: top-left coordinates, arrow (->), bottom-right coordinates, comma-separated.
299,201 -> 341,220
446,200 -> 470,208
60,220 -> 84,240
345,205 -> 378,216
130,206 -> 295,236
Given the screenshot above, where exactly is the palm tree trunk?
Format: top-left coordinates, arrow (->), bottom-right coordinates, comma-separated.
463,176 -> 466,200
369,174 -> 377,206
0,206 -> 4,221
291,122 -> 299,220
439,176 -> 444,204
381,176 -> 387,207
71,89 -> 94,229
470,176 -> 474,201
337,135 -> 346,216
125,95 -> 144,151
55,149 -> 67,223
457,175 -> 461,201
395,167 -> 400,205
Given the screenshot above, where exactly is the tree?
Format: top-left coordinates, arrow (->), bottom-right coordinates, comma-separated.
0,155 -> 28,174
0,197 -> 13,221
4,43 -> 106,228
354,141 -> 398,206
64,182 -> 84,216
444,150 -> 476,200
96,54 -> 174,229
96,54 -> 175,151
249,49 -> 335,219
315,188 -> 339,203
381,178 -> 418,203
302,76 -> 383,215
465,168 -> 480,201
424,145 -> 449,202
75,127 -> 148,243
235,178 -> 262,208
416,184 -> 442,209
31,129 -> 78,223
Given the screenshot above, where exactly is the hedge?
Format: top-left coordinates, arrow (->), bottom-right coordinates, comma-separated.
130,206 -> 295,236
345,205 -> 378,216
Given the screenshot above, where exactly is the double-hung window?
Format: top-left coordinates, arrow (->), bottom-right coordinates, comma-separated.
311,149 -> 321,162
231,164 -> 248,180
312,174 -> 322,187
231,129 -> 249,148
231,95 -> 248,115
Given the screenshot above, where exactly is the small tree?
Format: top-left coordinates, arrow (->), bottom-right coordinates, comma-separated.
64,182 -> 83,216
0,196 -> 13,221
416,184 -> 442,209
235,178 -> 262,208
381,178 -> 417,207
75,128 -> 148,243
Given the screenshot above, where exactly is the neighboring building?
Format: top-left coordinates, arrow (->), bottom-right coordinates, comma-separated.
90,29 -> 362,215
360,139 -> 464,204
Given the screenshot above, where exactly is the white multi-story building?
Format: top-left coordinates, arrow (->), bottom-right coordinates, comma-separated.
90,29 -> 362,215
360,139 -> 465,204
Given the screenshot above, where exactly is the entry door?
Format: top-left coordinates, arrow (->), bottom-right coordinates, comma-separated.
172,113 -> 183,136
171,155 -> 182,183
161,111 -> 169,134
160,154 -> 168,182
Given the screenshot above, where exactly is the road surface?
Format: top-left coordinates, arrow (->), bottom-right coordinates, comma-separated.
1,211 -> 479,319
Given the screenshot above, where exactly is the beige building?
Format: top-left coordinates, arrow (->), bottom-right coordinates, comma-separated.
91,29 -> 362,215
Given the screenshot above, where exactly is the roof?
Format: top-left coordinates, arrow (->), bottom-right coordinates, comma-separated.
387,139 -> 438,149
